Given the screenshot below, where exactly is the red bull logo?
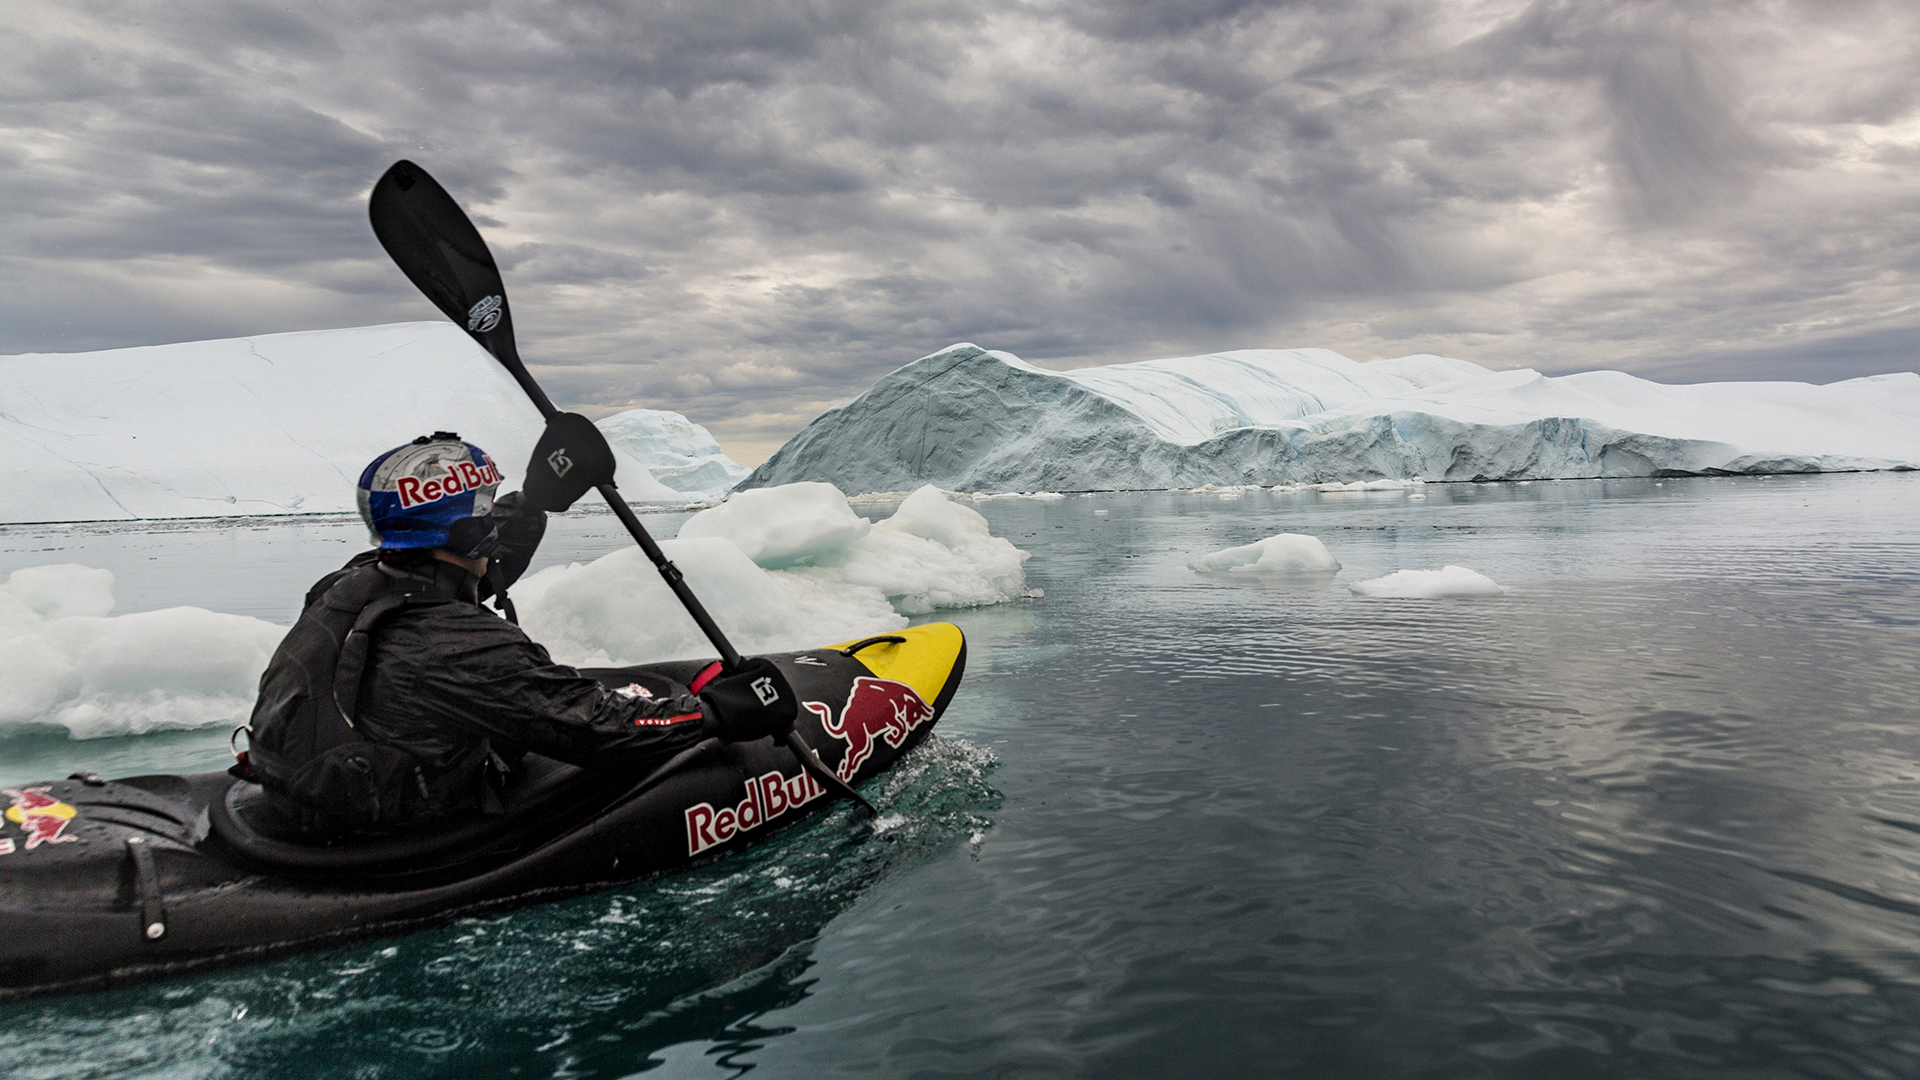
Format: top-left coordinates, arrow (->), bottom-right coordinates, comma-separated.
686,768 -> 829,856
817,677 -> 936,782
3,787 -> 79,853
395,456 -> 501,508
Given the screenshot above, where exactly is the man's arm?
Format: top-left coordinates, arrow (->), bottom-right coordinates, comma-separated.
374,606 -> 713,770
484,490 -> 547,592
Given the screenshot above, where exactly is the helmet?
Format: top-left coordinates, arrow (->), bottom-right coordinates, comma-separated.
357,432 -> 503,552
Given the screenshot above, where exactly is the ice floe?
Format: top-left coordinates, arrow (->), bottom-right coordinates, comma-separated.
0,565 -> 286,739
1,484 -> 1033,735
1189,534 -> 1342,576
1348,566 -> 1508,598
677,482 -> 872,567
517,484 -> 1032,664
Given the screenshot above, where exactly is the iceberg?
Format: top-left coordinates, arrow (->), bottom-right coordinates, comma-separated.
741,344 -> 1920,494
595,408 -> 750,500
0,322 -> 684,524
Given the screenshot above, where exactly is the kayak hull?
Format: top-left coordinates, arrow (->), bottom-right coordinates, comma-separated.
0,624 -> 964,1000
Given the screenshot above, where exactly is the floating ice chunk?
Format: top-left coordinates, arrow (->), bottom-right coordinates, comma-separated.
1348,566 -> 1507,598
0,564 -> 115,629
964,490 -> 1067,501
676,482 -> 872,567
0,566 -> 287,738
779,485 -> 1033,614
1190,534 -> 1341,575
513,537 -> 904,666
518,484 -> 1032,661
1311,479 -> 1424,493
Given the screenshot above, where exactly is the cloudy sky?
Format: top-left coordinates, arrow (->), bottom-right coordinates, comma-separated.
4,0 -> 1916,462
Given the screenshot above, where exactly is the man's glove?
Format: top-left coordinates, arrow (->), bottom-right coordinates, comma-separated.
523,412 -> 617,513
698,658 -> 799,743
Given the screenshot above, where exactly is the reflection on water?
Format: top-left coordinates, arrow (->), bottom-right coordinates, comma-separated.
4,473 -> 1920,1078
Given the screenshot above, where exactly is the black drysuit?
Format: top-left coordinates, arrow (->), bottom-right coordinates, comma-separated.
248,499 -> 714,836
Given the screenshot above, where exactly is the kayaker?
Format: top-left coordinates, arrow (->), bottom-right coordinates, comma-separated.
237,430 -> 796,839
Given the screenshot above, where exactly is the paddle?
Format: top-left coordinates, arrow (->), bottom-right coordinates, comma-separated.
367,159 -> 875,818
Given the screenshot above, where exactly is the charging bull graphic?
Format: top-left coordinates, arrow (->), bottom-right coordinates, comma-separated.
3,787 -> 79,853
681,677 -> 936,857
814,676 -> 937,782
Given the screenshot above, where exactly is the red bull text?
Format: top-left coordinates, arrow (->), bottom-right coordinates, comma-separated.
395,456 -> 501,508
3,787 -> 79,854
685,768 -> 830,856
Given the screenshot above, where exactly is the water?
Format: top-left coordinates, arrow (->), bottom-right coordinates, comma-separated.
4,473 -> 1920,1078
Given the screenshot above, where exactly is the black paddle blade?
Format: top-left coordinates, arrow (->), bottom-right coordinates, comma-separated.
369,160 -> 554,416
523,412 -> 618,513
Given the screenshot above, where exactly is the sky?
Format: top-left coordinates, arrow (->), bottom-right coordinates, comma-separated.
3,0 -> 1916,464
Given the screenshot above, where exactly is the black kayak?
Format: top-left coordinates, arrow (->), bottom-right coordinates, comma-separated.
0,624 -> 964,1001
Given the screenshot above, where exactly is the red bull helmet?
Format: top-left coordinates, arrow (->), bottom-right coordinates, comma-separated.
357,432 -> 504,551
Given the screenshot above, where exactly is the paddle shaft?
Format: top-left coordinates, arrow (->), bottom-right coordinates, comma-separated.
599,482 -> 741,670
368,159 -> 872,815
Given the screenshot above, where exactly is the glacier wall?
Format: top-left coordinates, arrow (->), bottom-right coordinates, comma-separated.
0,323 -> 685,524
741,344 -> 1920,493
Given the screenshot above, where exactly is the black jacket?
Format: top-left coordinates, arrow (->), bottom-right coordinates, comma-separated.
254,498 -> 713,834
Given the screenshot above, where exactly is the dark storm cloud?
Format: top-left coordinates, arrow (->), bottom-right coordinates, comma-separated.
2,0 -> 1916,461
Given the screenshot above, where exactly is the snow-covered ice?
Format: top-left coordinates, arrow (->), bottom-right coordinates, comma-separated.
676,482 -> 872,567
0,484 -> 1033,736
1190,534 -> 1342,576
596,408 -> 749,500
1349,566 -> 1508,598
0,322 -> 684,524
498,484 -> 1032,666
511,536 -> 907,668
742,343 -> 1920,494
0,565 -> 286,738
769,485 -> 1035,615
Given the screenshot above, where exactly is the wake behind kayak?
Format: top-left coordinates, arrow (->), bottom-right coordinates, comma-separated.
0,624 -> 964,1001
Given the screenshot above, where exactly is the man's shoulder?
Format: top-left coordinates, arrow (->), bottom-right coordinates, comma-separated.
380,589 -> 529,640
301,550 -> 385,611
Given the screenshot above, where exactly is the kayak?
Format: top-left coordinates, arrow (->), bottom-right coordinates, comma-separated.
0,623 -> 965,1001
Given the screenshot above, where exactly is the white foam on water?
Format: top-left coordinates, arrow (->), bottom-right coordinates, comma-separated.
0,565 -> 288,738
1348,566 -> 1508,598
1189,534 -> 1342,575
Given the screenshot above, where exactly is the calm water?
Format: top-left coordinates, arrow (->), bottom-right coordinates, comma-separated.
3,473 -> 1920,1078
